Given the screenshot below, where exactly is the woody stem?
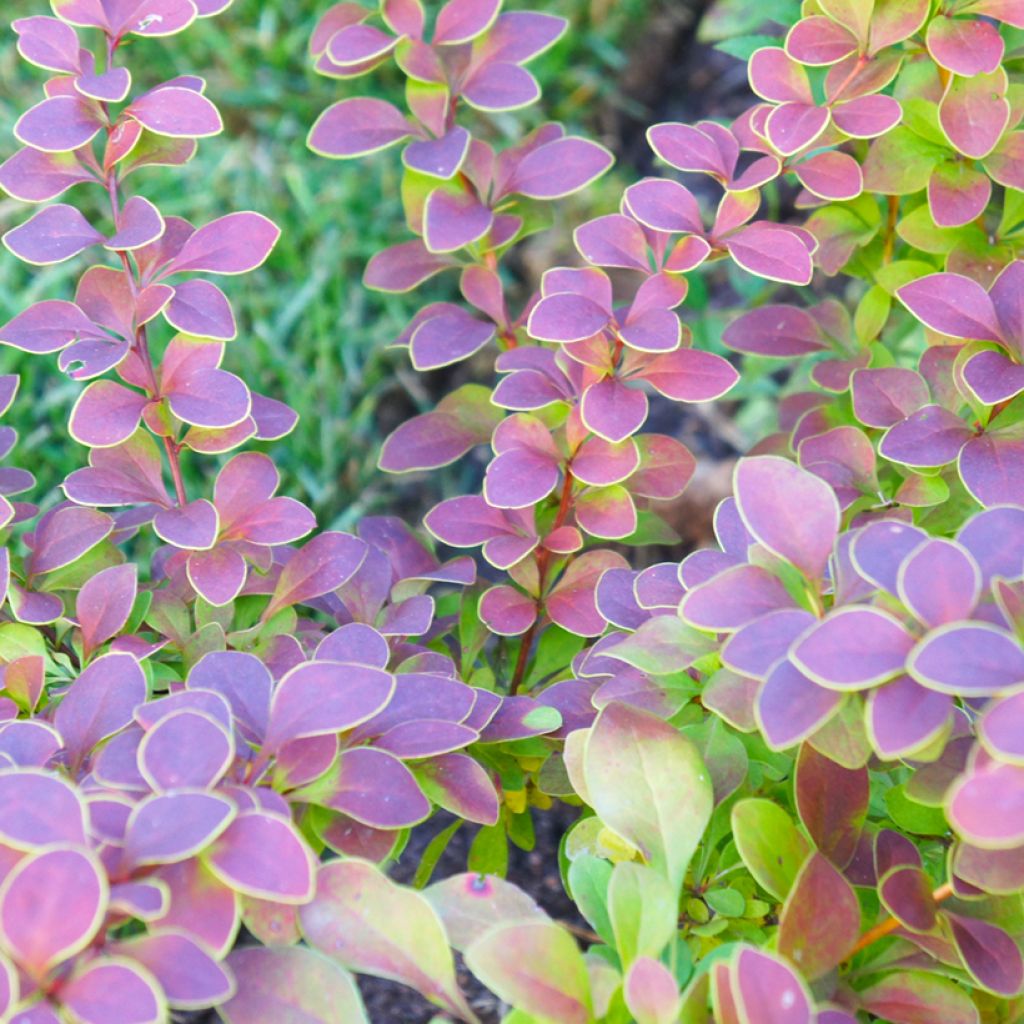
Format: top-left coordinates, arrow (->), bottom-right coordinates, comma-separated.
509,469 -> 575,694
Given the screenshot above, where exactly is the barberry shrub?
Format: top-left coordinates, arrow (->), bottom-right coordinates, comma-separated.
293,0 -> 1024,1022
0,0 -> 1021,1021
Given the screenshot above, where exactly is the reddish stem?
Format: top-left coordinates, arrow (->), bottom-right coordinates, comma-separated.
848,882 -> 954,957
101,65 -> 187,507
828,54 -> 868,107
509,469 -> 575,694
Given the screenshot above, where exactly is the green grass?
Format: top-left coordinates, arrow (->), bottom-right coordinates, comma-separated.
0,0 -> 652,530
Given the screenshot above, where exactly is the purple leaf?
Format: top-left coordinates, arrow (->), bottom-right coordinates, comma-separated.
154,499 -> 219,550
479,585 -> 536,636
898,538 -> 980,628
69,380 -> 148,448
106,196 -> 164,251
624,177 -> 705,234
0,300 -> 104,355
785,16 -> 858,65
423,188 -> 493,253
314,747 -> 430,827
879,405 -> 973,467
723,609 -> 816,679
265,661 -> 394,751
757,659 -> 844,749
266,532 -> 367,617
61,958 -> 164,1023
722,304 -> 824,357
725,224 -> 814,285
223,947 -> 366,1023
949,913 -> 1024,996
909,622 -> 1024,695
779,852 -> 860,978
139,710 -> 234,791
528,293 -> 609,343
0,147 -> 94,202
1,851 -> 103,983
77,563 -> 137,658
164,212 -> 279,276
980,692 -> 1024,762
879,864 -> 939,933
831,94 -> 901,137
55,652 -> 146,765
574,214 -> 650,271
576,484 -> 636,539
794,150 -> 863,201
960,429 -> 1024,507
897,273 -> 1002,341
463,62 -> 539,112
851,367 -> 930,428
929,161 -> 993,228
3,204 -> 103,265
641,348 -> 740,402
206,811 -> 315,903
508,137 -> 614,199
734,456 -> 839,579
126,790 -> 236,866
364,239 -> 454,292
483,11 -> 566,63
928,15 -> 1005,76
792,607 -> 915,690
309,98 -> 413,158
939,69 -> 1010,160
548,550 -> 628,637
129,86 -> 223,138
111,932 -> 234,1011
581,377 -> 648,443
13,15 -> 80,72
867,675 -> 952,759
0,769 -> 86,848
765,101 -> 831,154
327,23 -> 398,66
681,564 -> 795,632
186,545 -> 247,605
403,127 -> 470,179
165,280 -> 237,340
732,948 -> 812,1024
14,95 -> 101,152
434,0 -> 500,43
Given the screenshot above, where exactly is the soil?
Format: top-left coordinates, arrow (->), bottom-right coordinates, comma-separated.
357,804 -> 585,1024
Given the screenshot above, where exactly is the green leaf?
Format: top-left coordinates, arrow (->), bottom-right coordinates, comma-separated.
465,920 -> 593,1024
584,703 -> 713,894
863,127 -> 945,195
885,783 -> 950,836
602,616 -> 714,676
413,821 -> 462,889
618,509 -> 680,546
567,854 -> 615,946
525,626 -> 586,688
731,799 -> 810,901
299,860 -> 476,1022
704,888 -> 746,918
714,34 -> 782,59
0,622 -> 46,661
896,203 -> 985,255
469,821 -> 509,877
854,285 -> 891,344
608,863 -> 678,967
